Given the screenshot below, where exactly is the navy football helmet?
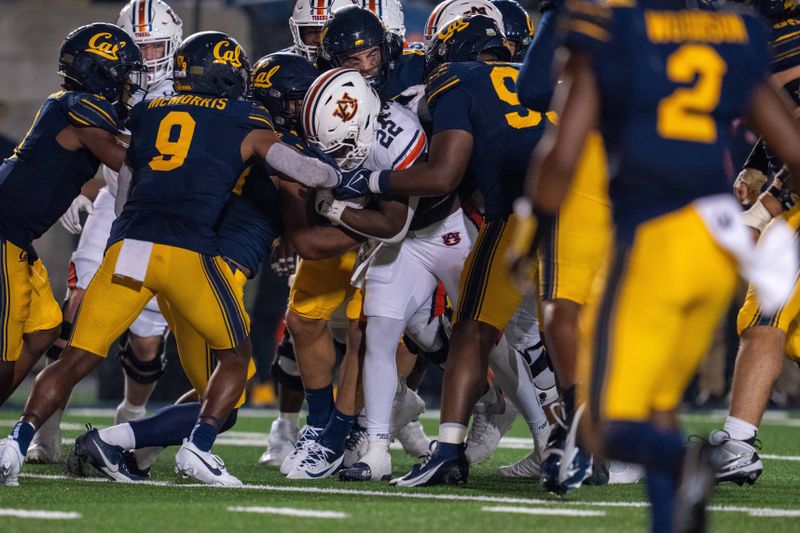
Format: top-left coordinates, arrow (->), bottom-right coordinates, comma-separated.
491,0 -> 534,61
173,31 -> 250,99
58,23 -> 147,105
425,14 -> 510,75
318,5 -> 396,92
248,53 -> 318,129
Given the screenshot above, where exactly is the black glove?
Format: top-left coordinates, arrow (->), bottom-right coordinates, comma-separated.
333,167 -> 374,200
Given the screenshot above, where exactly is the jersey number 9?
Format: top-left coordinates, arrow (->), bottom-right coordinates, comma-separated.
657,44 -> 727,144
149,111 -> 197,171
489,66 -> 556,130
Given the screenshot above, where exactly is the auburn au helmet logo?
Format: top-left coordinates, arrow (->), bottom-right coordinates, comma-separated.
333,92 -> 358,122
213,40 -> 242,67
252,65 -> 280,89
86,32 -> 126,61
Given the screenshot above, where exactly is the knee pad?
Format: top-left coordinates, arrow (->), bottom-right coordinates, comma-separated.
45,319 -> 74,361
520,341 -> 559,406
404,314 -> 450,367
271,332 -> 303,392
118,331 -> 168,384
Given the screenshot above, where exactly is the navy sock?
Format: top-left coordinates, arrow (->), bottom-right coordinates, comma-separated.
11,422 -> 35,456
603,421 -> 684,533
305,384 -> 334,428
130,402 -> 201,448
434,442 -> 462,460
317,409 -> 355,455
189,422 -> 218,452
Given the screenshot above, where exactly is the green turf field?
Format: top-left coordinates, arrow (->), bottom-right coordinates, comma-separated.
0,409 -> 798,532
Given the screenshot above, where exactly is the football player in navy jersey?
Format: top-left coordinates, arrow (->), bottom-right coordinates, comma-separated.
334,14 -> 553,486
0,31 -> 341,488
522,1 -> 800,530
0,23 -> 145,410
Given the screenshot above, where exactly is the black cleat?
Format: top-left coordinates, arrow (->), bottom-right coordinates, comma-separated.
673,438 -> 719,533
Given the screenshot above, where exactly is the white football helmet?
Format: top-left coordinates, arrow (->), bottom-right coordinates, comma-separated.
290,0 -> 358,62
423,0 -> 504,45
360,0 -> 406,38
118,0 -> 183,87
302,68 -> 382,171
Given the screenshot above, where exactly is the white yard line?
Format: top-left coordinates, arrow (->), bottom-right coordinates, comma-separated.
482,506 -> 605,517
19,473 -> 800,518
227,506 -> 348,518
0,508 -> 81,520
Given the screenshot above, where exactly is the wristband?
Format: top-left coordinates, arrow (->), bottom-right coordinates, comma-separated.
768,184 -> 796,212
369,169 -> 392,194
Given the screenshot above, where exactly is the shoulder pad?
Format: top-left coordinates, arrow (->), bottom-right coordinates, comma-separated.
62,92 -> 121,133
425,62 -> 482,105
277,129 -> 310,155
247,102 -> 275,131
381,103 -> 427,170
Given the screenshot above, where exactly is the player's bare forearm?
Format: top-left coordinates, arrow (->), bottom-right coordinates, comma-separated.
384,130 -> 472,196
528,50 -> 598,214
339,197 -> 409,240
60,126 -> 126,172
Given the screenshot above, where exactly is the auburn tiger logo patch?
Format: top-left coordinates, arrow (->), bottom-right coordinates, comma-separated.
333,92 -> 358,122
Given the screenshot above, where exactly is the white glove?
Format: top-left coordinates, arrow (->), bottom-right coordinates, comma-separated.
733,168 -> 767,205
315,189 -> 347,225
59,194 -> 94,234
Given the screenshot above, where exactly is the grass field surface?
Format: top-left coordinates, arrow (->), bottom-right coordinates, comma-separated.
0,409 -> 798,532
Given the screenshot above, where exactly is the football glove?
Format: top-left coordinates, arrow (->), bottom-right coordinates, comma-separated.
315,189 -> 347,225
333,168 -> 374,200
270,237 -> 298,277
59,194 -> 94,234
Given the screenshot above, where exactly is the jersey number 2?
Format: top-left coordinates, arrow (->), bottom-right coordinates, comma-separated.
149,111 -> 196,171
657,44 -> 727,144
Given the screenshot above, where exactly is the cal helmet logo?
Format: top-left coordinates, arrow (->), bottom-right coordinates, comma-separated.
333,92 -> 358,122
253,65 -> 280,89
213,40 -> 242,67
438,19 -> 470,42
86,32 -> 126,61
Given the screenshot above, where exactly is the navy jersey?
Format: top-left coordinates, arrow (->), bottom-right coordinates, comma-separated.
0,91 -> 119,257
770,16 -> 800,74
384,49 -> 426,101
564,2 -> 770,243
212,129 -> 309,277
426,61 -> 552,219
109,94 -> 274,255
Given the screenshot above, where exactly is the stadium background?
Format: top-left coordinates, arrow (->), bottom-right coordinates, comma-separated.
0,0 -> 797,410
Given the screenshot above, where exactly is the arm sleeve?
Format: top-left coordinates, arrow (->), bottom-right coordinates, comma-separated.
265,142 -> 340,188
518,8 -> 559,111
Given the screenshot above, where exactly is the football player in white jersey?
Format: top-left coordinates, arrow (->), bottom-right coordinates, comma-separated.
25,0 -> 182,464
283,68 -> 428,479
286,0 -> 358,61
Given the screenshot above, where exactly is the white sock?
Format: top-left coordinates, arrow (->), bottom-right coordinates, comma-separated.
279,412 -> 299,427
98,423 -> 137,449
364,316 -> 407,440
115,399 -> 146,424
438,423 -> 467,444
723,416 -> 758,441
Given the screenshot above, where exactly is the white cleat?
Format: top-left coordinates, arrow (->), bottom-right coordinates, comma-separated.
26,416 -> 62,465
0,438 -> 24,487
280,425 -> 322,475
465,388 -> 517,464
286,441 -> 344,480
174,441 -> 242,487
339,441 -> 392,481
608,461 -> 645,484
497,450 -> 542,478
708,429 -> 763,485
396,419 -> 431,458
389,380 -> 426,438
258,419 -> 299,467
